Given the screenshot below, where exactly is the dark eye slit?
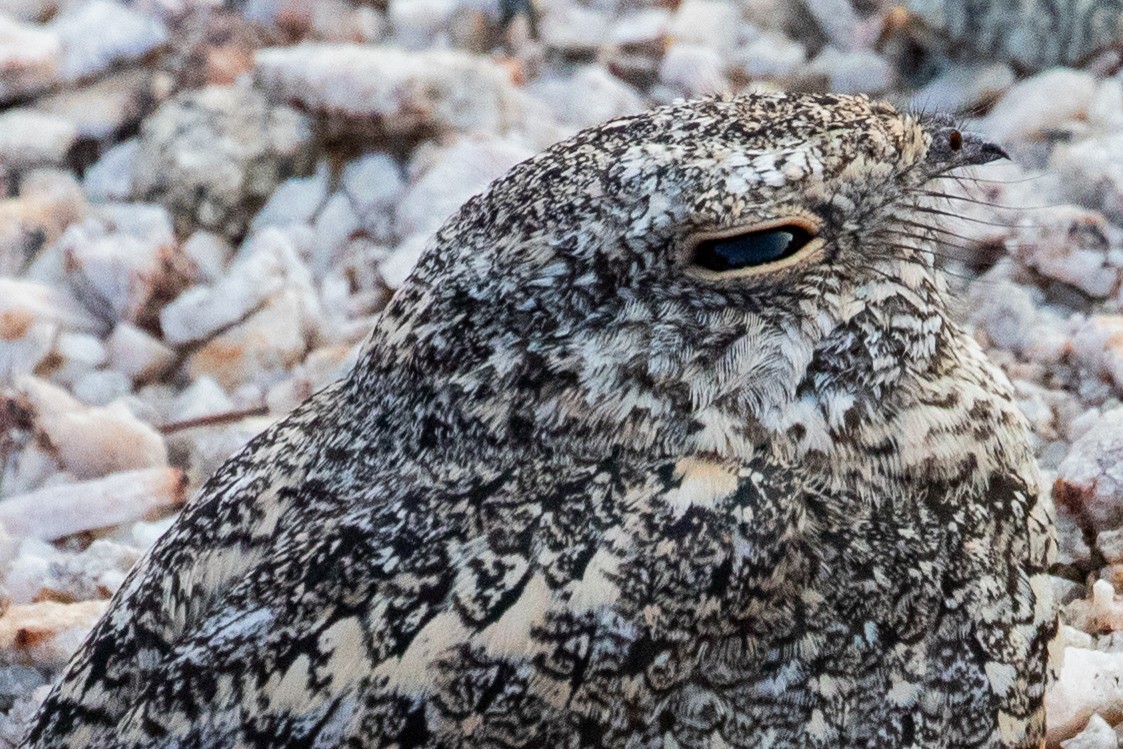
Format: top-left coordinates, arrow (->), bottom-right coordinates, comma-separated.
692,225 -> 814,272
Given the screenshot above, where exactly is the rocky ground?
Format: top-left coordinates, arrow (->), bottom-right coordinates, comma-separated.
0,0 -> 1121,746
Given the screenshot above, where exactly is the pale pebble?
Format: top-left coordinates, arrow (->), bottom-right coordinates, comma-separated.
0,467 -> 184,541
803,46 -> 893,95
1009,206 -> 1119,298
0,601 -> 108,670
396,135 -> 532,239
83,138 -> 139,204
668,0 -> 742,56
539,4 -> 610,55
251,162 -> 330,233
0,109 -> 77,170
131,83 -> 313,237
529,65 -> 646,130
380,233 -> 429,289
106,322 -> 176,383
50,0 -> 167,82
160,227 -> 310,346
340,153 -> 405,243
48,332 -> 107,388
658,43 -> 727,98
1046,643 -> 1123,742
185,285 -> 319,391
70,369 -> 132,407
180,230 -> 233,283
0,16 -> 60,103
15,376 -> 167,478
1054,406 -> 1123,531
1060,714 -> 1119,749
254,44 -> 523,138
984,68 -> 1099,144
734,30 -> 806,80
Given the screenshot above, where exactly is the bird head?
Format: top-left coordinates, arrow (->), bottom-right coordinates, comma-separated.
358,92 -> 1006,461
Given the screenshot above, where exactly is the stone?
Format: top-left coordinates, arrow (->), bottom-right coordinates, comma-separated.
160,227 -> 311,346
0,467 -> 184,541
0,109 -> 77,170
340,153 -> 405,244
131,83 -> 313,237
15,376 -> 168,479
250,162 -> 330,233
0,15 -> 60,103
658,43 -> 727,98
1054,406 -> 1123,530
396,135 -> 533,239
1046,643 -> 1123,742
803,46 -> 894,95
0,279 -> 99,384
1060,714 -> 1119,749
184,285 -> 319,391
254,44 -> 524,139
50,0 -> 167,82
0,601 -> 108,670
106,322 -> 176,383
33,67 -> 152,141
83,138 -> 139,204
733,30 -> 806,81
1053,132 -> 1123,224
529,65 -> 645,130
1008,206 -> 1120,298
984,68 -> 1099,144
668,0 -> 742,56
908,62 -> 1015,115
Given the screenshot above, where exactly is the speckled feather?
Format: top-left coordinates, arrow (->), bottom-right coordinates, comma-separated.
23,93 -> 1056,749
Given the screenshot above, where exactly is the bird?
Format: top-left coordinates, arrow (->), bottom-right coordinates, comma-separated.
22,92 -> 1056,749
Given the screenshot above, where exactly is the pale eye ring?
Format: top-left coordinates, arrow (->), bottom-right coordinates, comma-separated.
685,217 -> 824,278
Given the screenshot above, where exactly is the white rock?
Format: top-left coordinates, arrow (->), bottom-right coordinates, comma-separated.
49,332 -> 107,387
0,467 -> 184,541
801,0 -> 861,51
0,15 -> 60,102
396,135 -> 533,239
50,206 -> 178,325
251,163 -> 329,233
909,62 -> 1015,115
658,43 -> 727,97
169,416 -> 271,489
34,67 -> 151,141
160,227 -> 311,346
70,369 -> 132,407
254,44 -> 524,138
0,109 -> 77,169
984,68 -> 1099,143
1047,644 -> 1123,743
1072,316 -> 1123,394
1009,206 -> 1119,298
83,138 -> 139,204
529,65 -> 645,130
340,152 -> 404,243
5,538 -> 143,604
170,375 -> 234,422
1060,714 -> 1119,749
16,376 -> 167,479
668,0 -> 742,56
0,601 -> 108,670
0,279 -> 99,384
1088,78 -> 1123,134
1054,405 -> 1123,530
387,0 -> 457,48
734,30 -> 806,80
132,83 -> 313,237
311,191 -> 362,273
380,233 -> 429,289
106,322 -> 175,383
607,8 -> 671,47
125,516 -> 176,549
804,46 -> 893,95
180,230 -> 233,283
185,285 -> 318,390
1053,132 -> 1123,224
50,0 -> 167,82
539,4 -> 609,55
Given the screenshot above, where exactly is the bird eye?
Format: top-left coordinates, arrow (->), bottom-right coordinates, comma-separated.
948,129 -> 962,151
691,225 -> 815,272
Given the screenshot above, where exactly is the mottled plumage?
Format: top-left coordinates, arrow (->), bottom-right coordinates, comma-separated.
24,92 -> 1055,749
